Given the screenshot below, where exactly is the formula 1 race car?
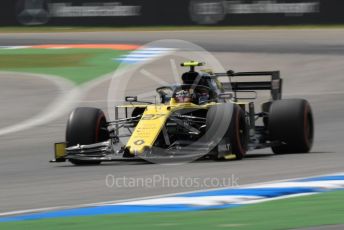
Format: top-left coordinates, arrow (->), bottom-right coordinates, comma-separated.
53,61 -> 314,165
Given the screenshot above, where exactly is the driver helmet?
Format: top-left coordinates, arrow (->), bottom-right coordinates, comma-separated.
196,88 -> 210,104
175,89 -> 192,103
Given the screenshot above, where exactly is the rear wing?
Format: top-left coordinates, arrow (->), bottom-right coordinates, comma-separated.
215,71 -> 282,100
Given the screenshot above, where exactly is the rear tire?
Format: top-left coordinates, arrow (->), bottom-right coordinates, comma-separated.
66,107 -> 109,165
206,104 -> 247,160
268,99 -> 314,154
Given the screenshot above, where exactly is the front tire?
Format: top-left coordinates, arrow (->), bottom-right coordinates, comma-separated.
66,107 -> 109,165
268,99 -> 314,154
206,104 -> 247,160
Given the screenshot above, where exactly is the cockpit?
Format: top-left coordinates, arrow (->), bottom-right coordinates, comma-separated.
156,84 -> 215,105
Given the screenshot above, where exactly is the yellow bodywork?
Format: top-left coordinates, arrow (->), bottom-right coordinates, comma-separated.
125,100 -> 215,155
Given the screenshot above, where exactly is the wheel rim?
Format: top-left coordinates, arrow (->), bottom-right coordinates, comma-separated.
304,107 -> 314,148
235,109 -> 247,157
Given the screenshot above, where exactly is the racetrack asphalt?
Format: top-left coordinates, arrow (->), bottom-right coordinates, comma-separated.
0,29 -> 343,213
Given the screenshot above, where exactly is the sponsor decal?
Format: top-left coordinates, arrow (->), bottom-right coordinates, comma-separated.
49,2 -> 141,17
16,0 -> 50,25
226,1 -> 319,15
134,139 -> 145,145
16,0 -> 142,25
141,114 -> 165,120
190,0 -> 320,24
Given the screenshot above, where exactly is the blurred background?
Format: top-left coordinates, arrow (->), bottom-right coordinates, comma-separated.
1,0 -> 344,26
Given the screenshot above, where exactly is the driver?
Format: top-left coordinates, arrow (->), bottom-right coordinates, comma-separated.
174,89 -> 192,103
196,87 -> 210,104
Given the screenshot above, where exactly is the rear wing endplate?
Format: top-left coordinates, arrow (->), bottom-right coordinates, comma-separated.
215,71 -> 282,100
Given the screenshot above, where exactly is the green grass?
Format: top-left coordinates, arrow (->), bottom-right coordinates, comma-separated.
0,53 -> 92,68
0,48 -> 128,85
1,24 -> 344,33
0,191 -> 343,230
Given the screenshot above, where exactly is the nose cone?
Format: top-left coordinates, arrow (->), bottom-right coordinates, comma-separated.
125,105 -> 172,156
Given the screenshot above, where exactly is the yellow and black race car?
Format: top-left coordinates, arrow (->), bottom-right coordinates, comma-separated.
53,61 -> 314,165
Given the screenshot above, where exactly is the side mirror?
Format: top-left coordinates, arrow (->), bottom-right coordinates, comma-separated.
227,70 -> 235,76
125,96 -> 138,102
160,94 -> 167,104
